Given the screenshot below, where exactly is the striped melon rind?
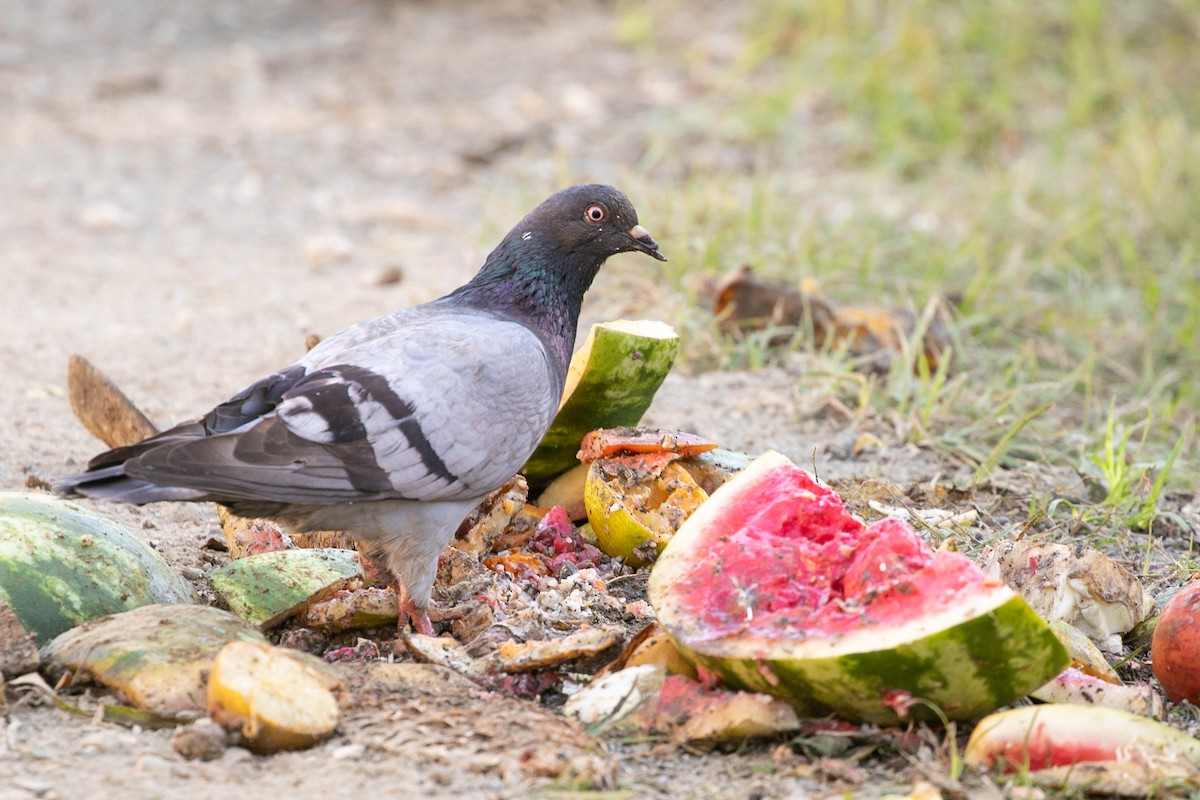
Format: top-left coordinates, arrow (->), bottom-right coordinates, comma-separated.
648,451 -> 1069,725
522,320 -> 678,490
0,492 -> 196,644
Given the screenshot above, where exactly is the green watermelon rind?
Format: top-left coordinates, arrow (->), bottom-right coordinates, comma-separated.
0,492 -> 197,644
208,548 -> 363,629
648,452 -> 1070,724
522,320 -> 678,490
671,591 -> 1065,724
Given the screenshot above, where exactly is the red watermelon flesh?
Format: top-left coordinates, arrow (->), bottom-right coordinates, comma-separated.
670,464 -> 990,642
965,704 -> 1200,777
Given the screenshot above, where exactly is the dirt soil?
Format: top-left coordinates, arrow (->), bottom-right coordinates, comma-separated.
3,2 -> 1196,799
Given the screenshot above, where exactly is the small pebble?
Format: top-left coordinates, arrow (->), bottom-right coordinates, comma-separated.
171,719 -> 228,761
79,202 -> 132,232
133,753 -> 175,776
12,778 -> 53,797
181,566 -> 205,580
303,233 -> 354,267
375,265 -> 404,286
561,84 -> 604,122
220,746 -> 255,765
330,743 -> 365,761
78,729 -> 137,756
202,534 -> 229,552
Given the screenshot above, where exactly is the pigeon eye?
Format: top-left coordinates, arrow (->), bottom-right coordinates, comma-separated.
584,204 -> 606,223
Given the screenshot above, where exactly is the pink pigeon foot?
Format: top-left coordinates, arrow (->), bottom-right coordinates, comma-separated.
395,581 -> 435,635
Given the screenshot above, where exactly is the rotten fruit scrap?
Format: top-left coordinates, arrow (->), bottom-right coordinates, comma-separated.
576,427 -> 719,463
0,598 -> 39,679
207,640 -> 342,753
1046,618 -> 1122,684
495,626 -> 623,673
208,547 -> 366,630
604,622 -> 698,680
1031,667 -> 1163,718
586,458 -> 708,567
40,604 -> 266,717
1151,577 -> 1200,705
981,539 -> 1156,653
648,451 -> 1069,724
577,427 -> 718,567
65,354 -> 158,449
564,665 -> 801,743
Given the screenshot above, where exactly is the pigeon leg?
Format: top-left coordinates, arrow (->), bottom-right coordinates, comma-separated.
395,579 -> 435,635
373,497 -> 479,637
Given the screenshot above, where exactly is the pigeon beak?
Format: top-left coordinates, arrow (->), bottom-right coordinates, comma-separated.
628,225 -> 668,261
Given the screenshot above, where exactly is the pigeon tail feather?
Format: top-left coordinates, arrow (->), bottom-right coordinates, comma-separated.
55,464 -> 207,504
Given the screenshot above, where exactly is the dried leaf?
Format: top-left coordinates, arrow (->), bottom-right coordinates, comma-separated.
66,354 -> 158,448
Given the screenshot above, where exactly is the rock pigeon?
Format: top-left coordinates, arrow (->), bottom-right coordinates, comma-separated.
56,184 -> 667,635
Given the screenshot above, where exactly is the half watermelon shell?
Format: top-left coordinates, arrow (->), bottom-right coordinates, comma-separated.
648,451 -> 1068,724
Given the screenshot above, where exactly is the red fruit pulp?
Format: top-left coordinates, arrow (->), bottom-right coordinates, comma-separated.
670,464 -> 993,641
1151,580 -> 1200,704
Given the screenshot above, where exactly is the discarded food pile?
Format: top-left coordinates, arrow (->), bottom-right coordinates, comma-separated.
2,320 -> 1198,797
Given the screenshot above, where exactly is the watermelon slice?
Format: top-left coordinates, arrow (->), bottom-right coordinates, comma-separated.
522,320 -> 678,490
964,704 -> 1200,792
648,451 -> 1069,724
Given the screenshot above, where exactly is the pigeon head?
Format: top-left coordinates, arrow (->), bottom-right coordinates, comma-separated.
522,184 -> 668,264
445,184 -> 666,378
452,183 -> 664,314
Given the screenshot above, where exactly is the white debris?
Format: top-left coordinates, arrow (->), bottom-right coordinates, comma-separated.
868,501 -> 979,532
981,540 -> 1155,653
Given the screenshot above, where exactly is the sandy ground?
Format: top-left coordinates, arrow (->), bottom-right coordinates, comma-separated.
3,2 -> 1192,799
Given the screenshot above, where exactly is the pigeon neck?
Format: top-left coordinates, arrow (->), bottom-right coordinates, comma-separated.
447,235 -> 603,369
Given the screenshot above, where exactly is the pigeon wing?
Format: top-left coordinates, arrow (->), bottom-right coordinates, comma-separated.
123,312 -> 558,504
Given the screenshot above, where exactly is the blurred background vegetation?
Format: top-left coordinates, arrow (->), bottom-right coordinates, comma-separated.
593,0 -> 1199,534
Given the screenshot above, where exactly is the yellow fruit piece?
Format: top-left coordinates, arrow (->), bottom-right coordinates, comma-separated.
624,624 -> 698,679
585,460 -> 707,567
1046,619 -> 1120,683
535,462 -> 589,521
206,641 -> 340,753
